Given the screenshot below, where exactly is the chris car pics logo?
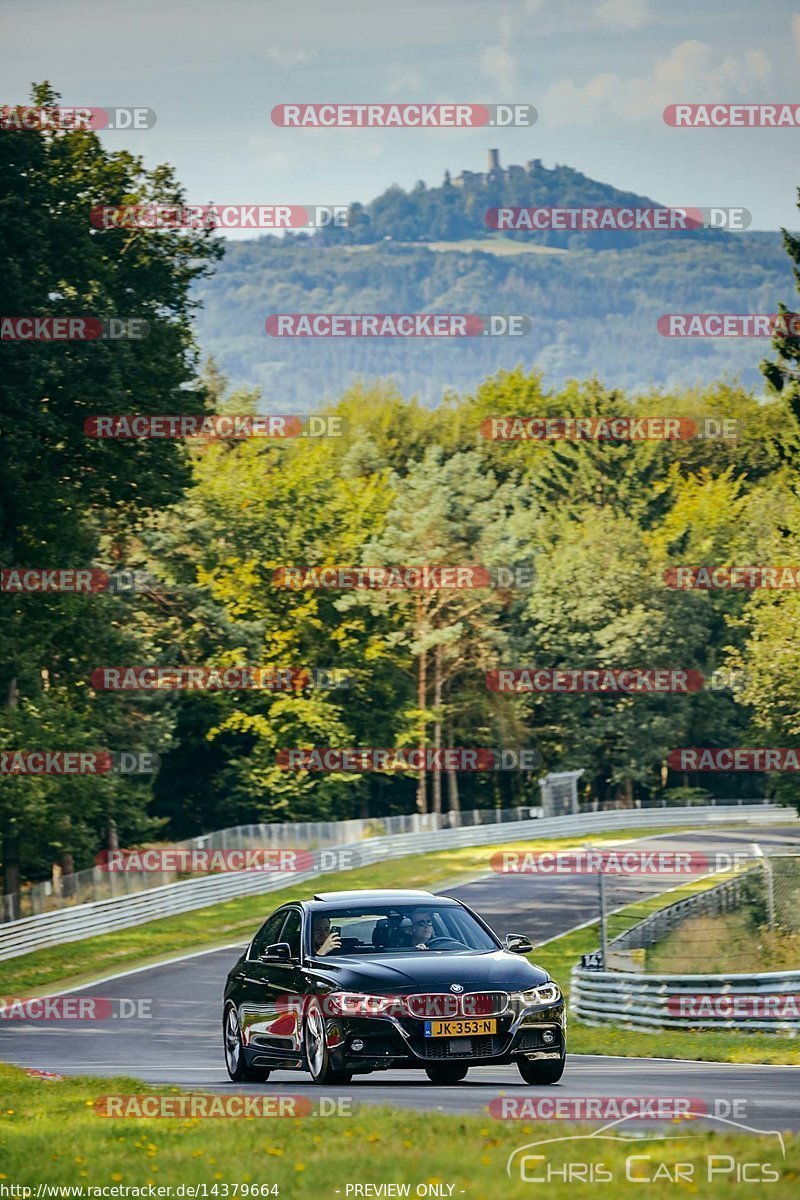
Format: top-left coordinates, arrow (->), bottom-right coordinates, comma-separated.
506,1114 -> 785,1184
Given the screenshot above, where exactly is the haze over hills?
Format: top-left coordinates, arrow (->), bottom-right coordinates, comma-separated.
193,152 -> 795,407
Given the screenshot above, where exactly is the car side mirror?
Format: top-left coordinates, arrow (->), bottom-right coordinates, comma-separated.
505,933 -> 533,954
261,941 -> 292,961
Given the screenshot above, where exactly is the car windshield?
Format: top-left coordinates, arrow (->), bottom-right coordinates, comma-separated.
307,904 -> 497,956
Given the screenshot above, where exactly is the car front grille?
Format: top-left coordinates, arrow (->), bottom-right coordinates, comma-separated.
419,1034 -> 506,1060
404,991 -> 509,1018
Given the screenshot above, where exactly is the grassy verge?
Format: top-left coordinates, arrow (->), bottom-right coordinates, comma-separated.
0,1062 -> 796,1197
647,911 -> 800,974
1,823 -> 714,996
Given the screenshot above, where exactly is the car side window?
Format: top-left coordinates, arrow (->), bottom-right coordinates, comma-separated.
249,911 -> 287,959
279,909 -> 302,959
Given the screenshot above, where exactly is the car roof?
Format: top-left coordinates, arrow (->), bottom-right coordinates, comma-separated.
307,889 -> 448,907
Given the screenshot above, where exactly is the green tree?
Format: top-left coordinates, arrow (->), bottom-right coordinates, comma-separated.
0,83 -> 220,885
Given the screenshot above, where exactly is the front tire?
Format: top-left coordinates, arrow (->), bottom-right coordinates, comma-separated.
517,1051 -> 565,1085
223,1005 -> 271,1083
424,1063 -> 469,1084
303,998 -> 352,1085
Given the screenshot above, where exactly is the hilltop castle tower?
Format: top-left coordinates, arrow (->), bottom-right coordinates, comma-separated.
450,151 -> 548,187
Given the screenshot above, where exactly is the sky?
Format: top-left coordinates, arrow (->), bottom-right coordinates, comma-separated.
2,0 -> 800,234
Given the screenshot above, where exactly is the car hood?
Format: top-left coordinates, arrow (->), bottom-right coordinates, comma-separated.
308,949 -> 551,992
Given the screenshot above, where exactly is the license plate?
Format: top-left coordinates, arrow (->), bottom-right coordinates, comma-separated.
424,1018 -> 497,1037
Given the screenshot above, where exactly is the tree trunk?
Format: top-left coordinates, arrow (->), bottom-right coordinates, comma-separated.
2,829 -> 20,920
6,677 -> 18,709
416,645 -> 427,814
107,820 -> 120,897
432,643 -> 442,817
61,851 -> 75,899
447,764 -> 460,822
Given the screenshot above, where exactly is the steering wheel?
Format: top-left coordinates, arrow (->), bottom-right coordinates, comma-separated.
425,936 -> 467,949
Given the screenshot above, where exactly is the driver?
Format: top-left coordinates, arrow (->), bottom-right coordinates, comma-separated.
312,914 -> 341,956
410,908 -> 435,950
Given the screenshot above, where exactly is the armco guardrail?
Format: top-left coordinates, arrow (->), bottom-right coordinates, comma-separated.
1,796 -> 772,922
0,804 -> 786,963
570,966 -> 800,1032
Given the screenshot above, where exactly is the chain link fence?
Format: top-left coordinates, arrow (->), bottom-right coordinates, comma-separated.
595,852 -> 800,974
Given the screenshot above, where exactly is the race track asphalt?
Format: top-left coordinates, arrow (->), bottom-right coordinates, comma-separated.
1,825 -> 798,1129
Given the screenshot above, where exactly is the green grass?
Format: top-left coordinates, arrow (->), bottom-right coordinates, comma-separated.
1,824 -> 712,997
646,911 -> 800,974
0,1063 -> 796,1197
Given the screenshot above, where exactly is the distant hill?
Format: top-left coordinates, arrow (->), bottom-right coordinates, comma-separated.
316,149 -> 731,251
192,154 -> 796,407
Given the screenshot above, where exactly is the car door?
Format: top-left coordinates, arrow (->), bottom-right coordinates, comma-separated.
236,909 -> 287,1053
242,907 -> 306,1062
264,908 -> 306,1055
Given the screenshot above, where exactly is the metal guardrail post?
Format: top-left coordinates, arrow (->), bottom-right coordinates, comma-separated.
598,867 -> 608,967
751,842 -> 776,930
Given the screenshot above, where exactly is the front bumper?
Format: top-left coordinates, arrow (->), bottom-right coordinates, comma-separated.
326,1003 -> 566,1072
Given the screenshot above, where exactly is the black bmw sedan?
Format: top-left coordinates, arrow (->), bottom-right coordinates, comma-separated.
223,888 -> 566,1086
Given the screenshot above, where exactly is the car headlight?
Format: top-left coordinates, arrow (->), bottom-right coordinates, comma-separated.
513,982 -> 562,1007
325,992 -> 399,1017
